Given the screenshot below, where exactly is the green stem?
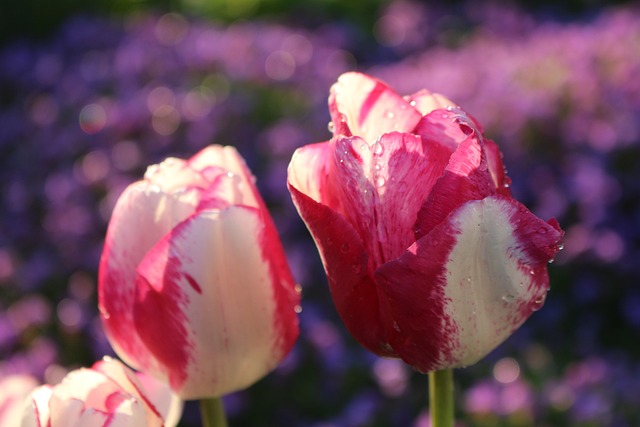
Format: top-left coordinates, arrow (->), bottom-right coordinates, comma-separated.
199,397 -> 228,427
429,369 -> 454,427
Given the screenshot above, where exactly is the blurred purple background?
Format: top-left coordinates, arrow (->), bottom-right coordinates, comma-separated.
1,1 -> 640,425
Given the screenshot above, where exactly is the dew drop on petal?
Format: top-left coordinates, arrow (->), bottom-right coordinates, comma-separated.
327,121 -> 335,133
294,284 -> 302,294
376,176 -> 386,188
385,110 -> 395,119
372,140 -> 384,155
294,305 -> 303,314
502,294 -> 515,303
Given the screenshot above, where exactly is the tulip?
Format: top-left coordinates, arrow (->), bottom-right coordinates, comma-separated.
98,145 -> 300,399
288,72 -> 563,373
21,357 -> 182,427
0,374 -> 39,426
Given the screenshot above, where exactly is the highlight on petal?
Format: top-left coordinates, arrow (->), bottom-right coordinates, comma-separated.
329,72 -> 421,143
287,142 -> 332,205
21,385 -> 52,427
0,375 -> 39,427
134,206 -> 298,399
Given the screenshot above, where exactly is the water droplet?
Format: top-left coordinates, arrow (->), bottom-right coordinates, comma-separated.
294,284 -> 302,294
557,244 -> 564,251
294,305 -> 303,313
385,110 -> 395,119
327,121 -> 335,133
530,269 -> 536,275
376,176 -> 386,188
502,294 -> 515,303
537,227 -> 548,234
548,259 -> 555,264
374,163 -> 381,171
225,171 -> 234,178
503,182 -> 511,188
372,140 -> 384,155
409,100 -> 416,107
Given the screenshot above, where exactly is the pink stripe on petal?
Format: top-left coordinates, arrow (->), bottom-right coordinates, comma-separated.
329,72 -> 421,143
134,257 -> 193,393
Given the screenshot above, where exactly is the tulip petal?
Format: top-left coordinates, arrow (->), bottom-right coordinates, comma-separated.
286,142 -> 332,205
413,107 -> 480,152
329,72 -> 421,142
21,385 -> 52,427
188,145 -> 260,209
341,132 -> 454,264
99,182 -> 197,375
404,89 -> 457,116
288,184 -> 396,357
376,195 -> 563,372
413,133 -> 496,240
484,139 -> 512,196
92,357 -> 172,427
133,206 -> 298,399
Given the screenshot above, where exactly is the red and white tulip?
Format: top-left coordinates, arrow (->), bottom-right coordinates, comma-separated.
99,145 -> 300,399
288,72 -> 563,372
21,357 -> 182,427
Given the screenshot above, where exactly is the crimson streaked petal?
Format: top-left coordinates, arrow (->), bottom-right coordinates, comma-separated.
414,134 -> 496,240
378,196 -> 563,371
134,206 -> 298,399
357,132 -> 452,264
98,182 -> 196,374
329,72 -> 421,142
288,184 -> 395,357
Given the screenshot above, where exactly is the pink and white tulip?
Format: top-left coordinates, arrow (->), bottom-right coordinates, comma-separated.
99,145 -> 300,399
288,72 -> 564,373
21,357 -> 182,427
